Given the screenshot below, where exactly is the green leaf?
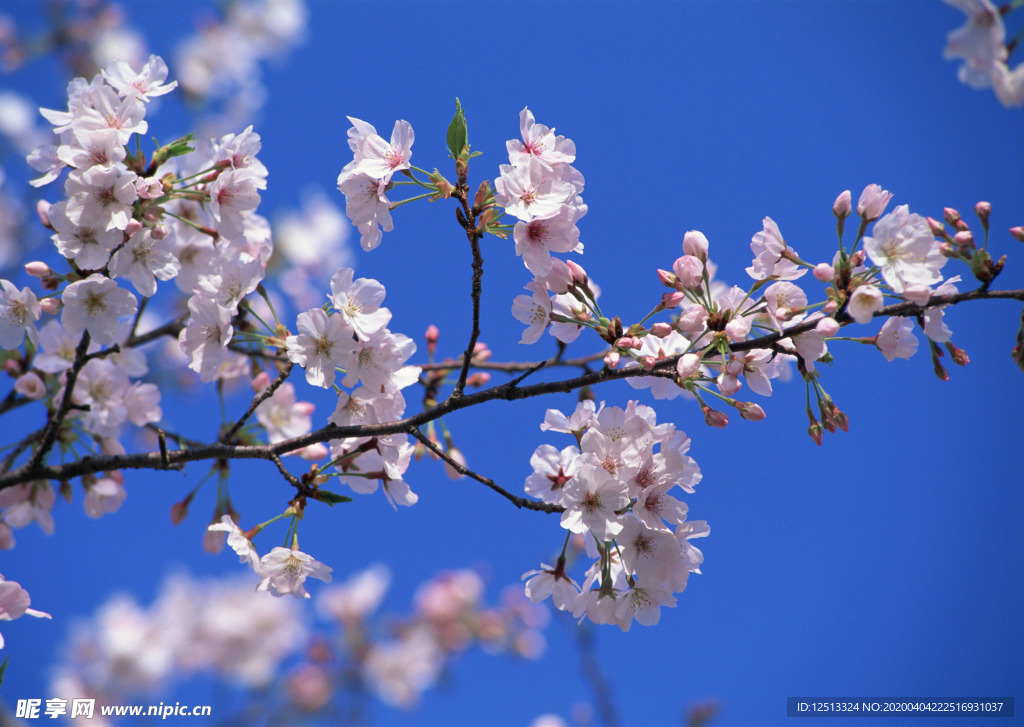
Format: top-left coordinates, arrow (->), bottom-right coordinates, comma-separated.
317,489 -> 353,506
0,656 -> 8,685
447,98 -> 467,158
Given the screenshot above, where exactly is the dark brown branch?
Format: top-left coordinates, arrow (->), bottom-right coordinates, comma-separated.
409,426 -> 564,514
418,350 -> 607,373
0,390 -> 33,417
2,287 -> 1021,492
25,330 -> 91,473
0,425 -> 47,475
447,168 -> 487,402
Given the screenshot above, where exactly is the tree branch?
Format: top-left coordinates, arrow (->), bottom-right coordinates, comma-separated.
1,287 -> 1020,493
409,426 -> 564,514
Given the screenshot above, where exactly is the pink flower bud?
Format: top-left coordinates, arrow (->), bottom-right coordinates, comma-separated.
14,372 -> 45,399
831,406 -> 850,432
682,230 -> 709,260
36,199 -> 52,229
300,443 -> 329,461
295,401 -> 316,416
717,372 -> 740,396
1010,226 -> 1024,242
938,242 -> 955,257
4,359 -> 21,376
945,342 -> 970,366
466,372 -> 491,387
833,190 -> 851,219
170,500 -> 189,525
927,216 -> 947,236
724,318 -> 749,341
677,307 -> 707,337
857,184 -> 892,221
649,322 -> 673,338
661,291 -> 685,309
672,255 -> 704,290
472,342 -> 491,361
849,250 -> 866,267
813,263 -> 835,282
640,355 -> 657,370
815,317 -> 840,337
822,300 -> 838,314
739,402 -> 766,421
701,405 -> 728,428
39,298 -> 61,315
425,324 -> 440,343
566,260 -> 588,285
25,261 -> 51,278
124,219 -> 143,236
807,421 -> 823,446
604,351 -> 620,369
677,353 -> 700,378
252,371 -> 272,390
543,259 -> 573,294
151,225 -> 169,239
974,201 -> 991,220
444,447 -> 467,480
953,230 -> 975,247
204,527 -> 226,554
943,207 -> 961,226
614,336 -> 632,350
0,523 -> 13,550
657,268 -> 678,288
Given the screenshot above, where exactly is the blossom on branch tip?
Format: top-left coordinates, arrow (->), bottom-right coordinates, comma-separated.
0,575 -> 51,649
876,317 -> 918,361
208,515 -> 260,571
746,216 -> 805,281
257,547 -> 333,599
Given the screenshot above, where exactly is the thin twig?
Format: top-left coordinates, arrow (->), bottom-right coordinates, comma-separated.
25,331 -> 91,473
2,288 -> 1021,494
410,426 -> 563,513
268,451 -> 301,488
220,362 -> 293,443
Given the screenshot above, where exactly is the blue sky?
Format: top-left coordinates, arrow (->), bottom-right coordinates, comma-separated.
1,1 -> 1022,726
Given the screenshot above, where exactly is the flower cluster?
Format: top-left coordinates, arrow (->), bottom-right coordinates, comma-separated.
336,117 -> 414,251
49,565 -> 545,717
51,571 -> 306,705
945,0 -> 1024,107
522,400 -> 707,631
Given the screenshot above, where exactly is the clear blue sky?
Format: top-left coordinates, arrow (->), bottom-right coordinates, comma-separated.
1,2 -> 1022,726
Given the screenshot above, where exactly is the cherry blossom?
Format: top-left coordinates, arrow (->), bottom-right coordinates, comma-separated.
863,205 -> 946,293
257,547 -> 333,599
61,274 -> 138,346
0,279 -> 41,350
102,54 -> 178,101
876,316 -> 919,361
286,308 -> 358,388
0,575 -> 51,649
